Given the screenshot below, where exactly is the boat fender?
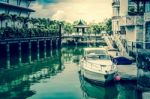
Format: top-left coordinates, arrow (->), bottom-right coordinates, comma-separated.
115,75 -> 121,81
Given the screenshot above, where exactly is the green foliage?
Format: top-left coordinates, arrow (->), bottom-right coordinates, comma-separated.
0,13 -> 61,38
0,13 -> 112,38
63,22 -> 73,34
89,24 -> 101,34
87,19 -> 112,35
104,19 -> 112,35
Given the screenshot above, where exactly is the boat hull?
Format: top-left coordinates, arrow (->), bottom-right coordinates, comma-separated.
81,67 -> 116,84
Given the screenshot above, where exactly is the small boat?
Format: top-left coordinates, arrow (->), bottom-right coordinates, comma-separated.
80,48 -> 117,83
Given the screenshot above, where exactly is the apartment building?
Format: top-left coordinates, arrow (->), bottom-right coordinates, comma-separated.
144,1 -> 150,48
112,0 -> 150,49
0,0 -> 35,28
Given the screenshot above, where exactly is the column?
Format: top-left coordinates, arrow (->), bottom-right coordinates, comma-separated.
56,39 -> 59,56
50,39 -> 53,57
44,40 -> 47,58
18,42 -> 22,65
50,39 -> 53,49
56,38 -> 59,48
37,41 -> 40,61
28,42 -> 31,63
6,43 -> 10,68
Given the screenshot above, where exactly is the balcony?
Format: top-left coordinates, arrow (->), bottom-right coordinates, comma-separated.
112,1 -> 120,7
119,16 -> 144,26
144,12 -> 150,21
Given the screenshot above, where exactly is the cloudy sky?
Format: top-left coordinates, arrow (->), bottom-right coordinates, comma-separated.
31,0 -> 112,23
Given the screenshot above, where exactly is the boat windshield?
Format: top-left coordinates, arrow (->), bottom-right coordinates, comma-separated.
87,55 -> 111,60
86,50 -> 106,55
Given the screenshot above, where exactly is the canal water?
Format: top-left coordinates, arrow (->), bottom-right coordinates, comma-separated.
0,45 -> 148,99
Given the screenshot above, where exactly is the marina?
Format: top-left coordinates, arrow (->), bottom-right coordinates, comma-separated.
0,0 -> 150,98
0,45 -> 147,99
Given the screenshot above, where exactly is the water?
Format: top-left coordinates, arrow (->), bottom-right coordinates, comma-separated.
0,45 -> 149,99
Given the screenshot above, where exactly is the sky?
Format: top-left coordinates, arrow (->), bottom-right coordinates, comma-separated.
31,0 -> 112,23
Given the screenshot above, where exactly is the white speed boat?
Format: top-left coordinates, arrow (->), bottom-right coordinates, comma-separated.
80,48 -> 117,83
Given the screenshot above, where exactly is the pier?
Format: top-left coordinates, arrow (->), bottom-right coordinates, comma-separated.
0,37 -> 61,68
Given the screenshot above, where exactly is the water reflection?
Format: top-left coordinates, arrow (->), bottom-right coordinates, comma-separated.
0,45 -> 150,99
79,73 -> 142,99
0,48 -> 63,99
79,75 -> 118,99
61,46 -> 83,64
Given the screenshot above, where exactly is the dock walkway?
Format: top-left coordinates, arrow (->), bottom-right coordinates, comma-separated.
117,63 -> 137,81
107,49 -> 137,81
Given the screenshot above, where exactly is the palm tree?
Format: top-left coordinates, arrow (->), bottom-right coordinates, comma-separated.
11,14 -> 18,28
30,18 -> 39,28
17,16 -> 24,28
0,13 -> 11,28
22,17 -> 29,28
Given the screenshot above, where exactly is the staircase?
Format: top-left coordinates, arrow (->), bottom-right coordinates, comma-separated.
103,35 -> 114,49
114,35 -> 129,56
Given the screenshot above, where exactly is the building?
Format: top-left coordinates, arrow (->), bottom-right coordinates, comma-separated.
0,0 -> 35,28
144,0 -> 150,48
74,20 -> 89,36
112,0 -> 150,51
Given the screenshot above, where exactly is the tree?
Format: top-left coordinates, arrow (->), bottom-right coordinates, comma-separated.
11,14 -> 18,28
91,24 -> 101,35
0,14 -> 11,28
63,22 -> 73,34
104,19 -> 112,35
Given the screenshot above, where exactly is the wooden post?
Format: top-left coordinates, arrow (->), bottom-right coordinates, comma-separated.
18,42 -> 22,65
50,39 -> 53,57
44,40 -> 47,58
6,43 -> 10,68
37,41 -> 40,61
50,39 -> 53,49
28,41 -> 31,63
56,38 -> 59,48
59,23 -> 62,48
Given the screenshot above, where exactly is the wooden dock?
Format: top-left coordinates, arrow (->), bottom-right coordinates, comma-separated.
117,63 -> 137,81
107,49 -> 137,81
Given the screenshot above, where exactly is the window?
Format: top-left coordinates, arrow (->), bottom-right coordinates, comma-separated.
146,2 -> 150,12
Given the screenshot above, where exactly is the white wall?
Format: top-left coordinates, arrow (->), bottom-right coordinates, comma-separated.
9,0 -> 17,6
112,20 -> 120,33
20,0 -> 28,7
120,0 -> 128,16
0,8 -> 5,14
126,26 -> 136,42
113,7 -> 119,16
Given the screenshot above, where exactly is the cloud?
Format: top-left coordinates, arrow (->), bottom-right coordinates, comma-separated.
51,10 -> 65,20
31,0 -> 112,23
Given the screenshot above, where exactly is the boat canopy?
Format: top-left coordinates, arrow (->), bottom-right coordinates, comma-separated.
84,48 -> 107,55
